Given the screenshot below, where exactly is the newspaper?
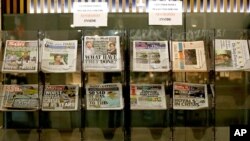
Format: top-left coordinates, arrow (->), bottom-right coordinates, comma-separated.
1,85 -> 39,110
83,36 -> 121,72
173,82 -> 208,110
130,84 -> 167,110
2,40 -> 38,73
133,41 -> 170,72
172,41 -> 207,72
86,83 -> 123,110
42,85 -> 79,111
215,39 -> 250,71
41,38 -> 78,73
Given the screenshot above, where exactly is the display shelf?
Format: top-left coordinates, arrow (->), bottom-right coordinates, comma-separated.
0,31 -> 39,132
0,11 -> 250,141
170,29 -> 215,141
37,30 -> 82,133
81,29 -> 126,141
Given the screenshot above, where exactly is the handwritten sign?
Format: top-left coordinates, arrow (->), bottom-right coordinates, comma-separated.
73,2 -> 108,27
148,0 -> 182,25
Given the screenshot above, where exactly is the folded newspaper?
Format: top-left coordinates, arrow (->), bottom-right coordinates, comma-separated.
172,41 -> 207,72
2,40 -> 38,73
86,83 -> 123,110
173,82 -> 208,110
41,38 -> 78,73
42,85 -> 79,111
133,41 -> 170,72
215,39 -> 250,71
130,84 -> 167,110
1,85 -> 39,110
83,36 -> 121,72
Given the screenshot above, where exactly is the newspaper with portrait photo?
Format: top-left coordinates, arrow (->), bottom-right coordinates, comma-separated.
2,40 -> 38,73
83,36 -> 121,72
41,38 -> 78,73
173,82 -> 208,110
133,41 -> 170,72
86,83 -> 123,110
172,41 -> 207,72
215,39 -> 250,71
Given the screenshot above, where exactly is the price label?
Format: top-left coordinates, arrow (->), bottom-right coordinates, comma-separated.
148,0 -> 182,25
73,2 -> 108,27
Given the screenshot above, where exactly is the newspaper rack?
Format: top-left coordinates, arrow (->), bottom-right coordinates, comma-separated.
0,28 -> 249,140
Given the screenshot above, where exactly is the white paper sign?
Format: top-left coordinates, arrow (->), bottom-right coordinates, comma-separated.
148,0 -> 182,25
73,2 -> 108,27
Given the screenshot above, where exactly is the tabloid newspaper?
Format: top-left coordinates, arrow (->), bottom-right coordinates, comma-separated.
41,38 -> 78,73
1,85 -> 39,110
215,39 -> 250,71
86,83 -> 123,110
130,84 -> 167,110
173,82 -> 208,110
83,36 -> 121,72
2,40 -> 38,73
42,85 -> 79,111
172,41 -> 207,72
133,41 -> 170,72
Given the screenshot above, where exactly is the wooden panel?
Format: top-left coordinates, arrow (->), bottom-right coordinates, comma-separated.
68,0 -> 72,13
27,0 -> 31,13
34,0 -> 38,13
243,0 -> 247,13
48,0 -> 51,13
143,0 -> 146,12
224,0 -> 228,13
13,0 -> 17,14
197,0 -> 201,12
230,0 -> 234,13
4,0 -> 250,14
210,0 -> 214,13
116,0 -> 119,12
236,0 -> 240,13
41,0 -> 44,13
61,0 -> 65,13
190,0 -> 194,13
122,0 -> 126,12
217,0 -> 220,13
183,0 -> 187,13
129,0 -> 133,13
203,0 -> 207,12
0,0 -> 1,30
20,0 -> 24,14
136,0 -> 139,13
54,0 -> 58,13
109,0 -> 112,12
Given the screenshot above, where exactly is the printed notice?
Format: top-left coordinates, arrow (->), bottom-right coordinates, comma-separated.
73,2 -> 108,27
148,0 -> 182,25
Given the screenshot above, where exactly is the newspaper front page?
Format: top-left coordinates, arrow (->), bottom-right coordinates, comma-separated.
41,38 -> 78,73
86,83 -> 123,110
130,84 -> 167,110
172,41 -> 207,72
83,36 -> 121,72
42,85 -> 79,111
133,41 -> 170,72
173,82 -> 208,110
1,85 -> 39,110
215,39 -> 250,71
2,40 -> 38,73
